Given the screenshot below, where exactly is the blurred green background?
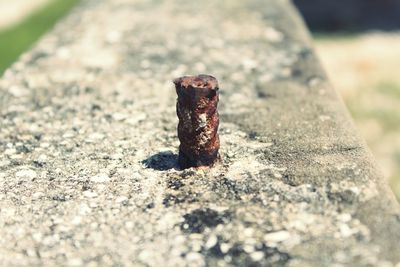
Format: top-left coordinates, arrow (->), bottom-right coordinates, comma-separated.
0,0 -> 399,200
0,0 -> 79,74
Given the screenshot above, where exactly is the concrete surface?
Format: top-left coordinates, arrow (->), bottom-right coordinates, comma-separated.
0,0 -> 399,266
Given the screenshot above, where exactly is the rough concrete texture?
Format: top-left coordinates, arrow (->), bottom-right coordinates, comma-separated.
0,0 -> 399,266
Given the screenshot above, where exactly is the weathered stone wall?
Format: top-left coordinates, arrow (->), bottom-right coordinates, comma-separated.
0,0 -> 399,266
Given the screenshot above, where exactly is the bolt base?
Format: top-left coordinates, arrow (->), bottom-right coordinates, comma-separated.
178,149 -> 219,169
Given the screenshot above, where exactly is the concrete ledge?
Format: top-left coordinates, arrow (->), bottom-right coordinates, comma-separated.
0,0 -> 399,266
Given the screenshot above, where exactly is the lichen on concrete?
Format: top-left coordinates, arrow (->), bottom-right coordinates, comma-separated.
0,0 -> 399,266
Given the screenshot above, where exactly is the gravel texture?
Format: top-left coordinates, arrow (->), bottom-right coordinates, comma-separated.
0,0 -> 399,266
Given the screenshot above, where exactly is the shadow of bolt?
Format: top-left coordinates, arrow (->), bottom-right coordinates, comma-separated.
142,151 -> 179,171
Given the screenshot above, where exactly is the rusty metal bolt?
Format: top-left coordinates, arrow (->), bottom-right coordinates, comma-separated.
173,74 -> 220,169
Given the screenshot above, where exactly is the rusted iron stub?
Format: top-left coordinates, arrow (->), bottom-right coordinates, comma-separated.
173,74 -> 220,169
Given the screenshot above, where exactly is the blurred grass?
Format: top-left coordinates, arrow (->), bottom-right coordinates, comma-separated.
377,81 -> 400,98
0,0 -> 80,75
312,32 -> 361,42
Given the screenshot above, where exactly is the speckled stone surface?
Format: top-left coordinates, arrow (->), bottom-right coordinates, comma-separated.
0,0 -> 399,266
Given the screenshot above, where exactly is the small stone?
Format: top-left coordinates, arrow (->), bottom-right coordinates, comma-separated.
243,244 -> 255,253
243,228 -> 254,237
242,59 -> 258,71
126,113 -> 147,125
15,169 -> 37,180
111,153 -> 123,160
4,148 -> 16,155
220,243 -> 231,254
72,216 -> 82,225
90,173 -> 110,183
319,115 -> 331,122
264,231 -> 291,243
308,77 -> 321,87
112,113 -> 128,121
9,85 -> 28,97
115,196 -> 128,203
338,213 -> 352,223
32,192 -> 44,199
251,251 -> 265,261
32,232 -> 42,242
125,221 -> 134,229
62,132 -> 75,138
185,252 -> 204,266
40,142 -> 50,148
0,160 -> 10,167
25,248 -> 37,257
138,250 -> 153,263
83,191 -> 98,198
205,235 -> 218,249
35,154 -> 48,165
264,27 -> 284,42
339,223 -> 353,238
68,258 -> 83,267
86,133 -> 105,143
79,203 -> 92,215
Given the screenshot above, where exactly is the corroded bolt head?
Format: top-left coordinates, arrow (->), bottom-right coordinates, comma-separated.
173,74 -> 220,169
